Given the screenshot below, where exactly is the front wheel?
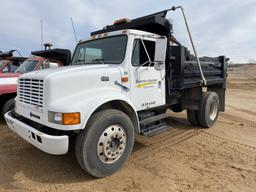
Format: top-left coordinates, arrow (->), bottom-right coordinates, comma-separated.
2,98 -> 15,116
75,109 -> 134,178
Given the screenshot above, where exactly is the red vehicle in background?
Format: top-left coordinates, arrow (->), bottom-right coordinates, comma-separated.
0,50 -> 26,73
0,48 -> 71,115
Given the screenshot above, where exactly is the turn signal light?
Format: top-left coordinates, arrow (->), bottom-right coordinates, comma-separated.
63,113 -> 81,125
121,77 -> 129,82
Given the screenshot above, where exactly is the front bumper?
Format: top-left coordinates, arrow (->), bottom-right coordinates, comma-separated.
4,112 -> 69,155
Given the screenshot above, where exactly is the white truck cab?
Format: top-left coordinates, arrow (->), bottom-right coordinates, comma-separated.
5,10 -> 228,178
10,29 -> 167,131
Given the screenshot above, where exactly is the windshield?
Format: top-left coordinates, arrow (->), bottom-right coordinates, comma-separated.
16,60 -> 38,73
72,35 -> 127,65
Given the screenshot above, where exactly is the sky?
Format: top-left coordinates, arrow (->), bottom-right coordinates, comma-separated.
0,0 -> 255,63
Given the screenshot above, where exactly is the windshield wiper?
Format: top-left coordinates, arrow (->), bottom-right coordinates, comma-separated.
16,68 -> 24,73
92,58 -> 105,64
74,59 -> 85,64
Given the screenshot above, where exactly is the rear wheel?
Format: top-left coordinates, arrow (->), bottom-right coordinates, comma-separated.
2,98 -> 15,116
75,109 -> 134,178
197,92 -> 219,128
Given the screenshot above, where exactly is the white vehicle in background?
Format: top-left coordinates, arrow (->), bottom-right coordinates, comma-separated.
5,8 -> 228,177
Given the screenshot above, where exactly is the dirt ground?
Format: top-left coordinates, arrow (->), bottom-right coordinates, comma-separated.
0,65 -> 256,192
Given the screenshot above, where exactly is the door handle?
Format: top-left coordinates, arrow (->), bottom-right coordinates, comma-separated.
114,81 -> 129,91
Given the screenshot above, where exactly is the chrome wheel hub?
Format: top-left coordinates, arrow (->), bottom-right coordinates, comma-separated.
209,100 -> 218,121
97,125 -> 127,164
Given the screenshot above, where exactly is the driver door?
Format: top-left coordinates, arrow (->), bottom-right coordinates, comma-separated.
129,37 -> 166,111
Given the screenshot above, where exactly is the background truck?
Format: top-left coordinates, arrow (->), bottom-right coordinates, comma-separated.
5,7 -> 228,178
0,50 -> 26,73
0,48 -> 71,115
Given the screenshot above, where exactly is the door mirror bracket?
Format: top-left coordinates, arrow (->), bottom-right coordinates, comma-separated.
154,61 -> 164,71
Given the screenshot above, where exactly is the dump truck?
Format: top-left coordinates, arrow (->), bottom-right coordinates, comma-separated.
0,48 -> 71,115
5,7 -> 228,177
0,50 -> 26,73
0,50 -> 27,115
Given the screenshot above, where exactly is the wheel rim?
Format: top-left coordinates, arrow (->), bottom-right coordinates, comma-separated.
209,100 -> 218,121
97,125 -> 127,164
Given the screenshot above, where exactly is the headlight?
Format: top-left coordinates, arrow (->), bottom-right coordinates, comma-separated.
48,111 -> 81,125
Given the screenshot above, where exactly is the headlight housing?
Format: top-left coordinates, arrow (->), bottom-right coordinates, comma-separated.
48,111 -> 81,125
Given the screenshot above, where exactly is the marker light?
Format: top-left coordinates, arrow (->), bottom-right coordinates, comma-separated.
114,18 -> 130,25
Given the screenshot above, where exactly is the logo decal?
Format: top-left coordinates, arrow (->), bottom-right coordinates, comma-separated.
101,76 -> 109,81
135,79 -> 157,88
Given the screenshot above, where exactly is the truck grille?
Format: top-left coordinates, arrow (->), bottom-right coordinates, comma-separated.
18,78 -> 44,108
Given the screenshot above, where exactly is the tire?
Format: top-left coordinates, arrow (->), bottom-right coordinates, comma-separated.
197,92 -> 219,128
187,110 -> 199,126
75,109 -> 134,178
2,98 -> 15,116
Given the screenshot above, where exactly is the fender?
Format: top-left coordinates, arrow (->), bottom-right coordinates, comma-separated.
48,87 -> 140,132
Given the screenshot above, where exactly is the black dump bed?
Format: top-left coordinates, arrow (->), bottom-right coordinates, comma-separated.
0,50 -> 15,59
0,50 -> 27,62
92,11 -> 172,37
92,9 -> 228,92
31,49 -> 71,66
169,46 -> 228,90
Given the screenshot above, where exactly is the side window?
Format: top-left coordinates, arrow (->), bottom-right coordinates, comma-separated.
132,39 -> 155,67
10,63 -> 20,72
8,62 -> 20,72
2,63 -> 16,72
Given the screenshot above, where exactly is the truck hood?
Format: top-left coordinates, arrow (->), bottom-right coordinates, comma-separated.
0,73 -> 20,86
0,73 -> 20,78
19,64 -> 123,105
20,64 -> 118,80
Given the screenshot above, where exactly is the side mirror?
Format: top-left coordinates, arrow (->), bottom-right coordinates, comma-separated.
48,62 -> 59,68
154,37 -> 167,63
154,37 -> 167,71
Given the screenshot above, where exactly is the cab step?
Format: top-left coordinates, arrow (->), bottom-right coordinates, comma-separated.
140,113 -> 168,125
139,111 -> 170,137
140,122 -> 170,137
